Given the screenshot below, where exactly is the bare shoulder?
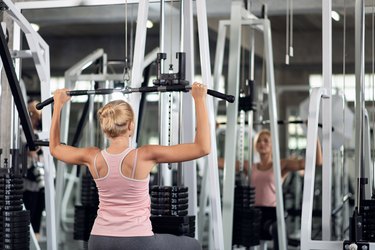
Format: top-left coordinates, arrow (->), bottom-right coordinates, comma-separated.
83,147 -> 102,163
136,144 -> 172,163
137,145 -> 160,156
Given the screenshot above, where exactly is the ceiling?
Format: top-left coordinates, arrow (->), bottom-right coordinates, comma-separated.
4,0 -> 375,88
17,0 -> 368,36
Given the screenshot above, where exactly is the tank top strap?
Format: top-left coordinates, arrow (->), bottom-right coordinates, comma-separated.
101,147 -> 133,170
93,151 -> 101,178
130,149 -> 139,179
119,147 -> 133,162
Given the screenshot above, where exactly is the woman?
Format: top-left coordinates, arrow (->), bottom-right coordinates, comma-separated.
251,129 -> 322,249
251,129 -> 322,207
50,82 -> 209,250
23,99 -> 45,239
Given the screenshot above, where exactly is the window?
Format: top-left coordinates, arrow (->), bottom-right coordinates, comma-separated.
309,74 -> 375,102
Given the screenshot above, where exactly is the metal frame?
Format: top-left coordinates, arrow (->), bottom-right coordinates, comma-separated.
212,1 -> 286,249
196,0 -> 225,248
15,0 -> 224,249
1,1 -> 56,250
363,110 -> 373,200
300,0 -> 375,249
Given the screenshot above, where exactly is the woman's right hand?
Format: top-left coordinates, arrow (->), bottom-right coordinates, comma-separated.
191,82 -> 207,100
53,88 -> 71,106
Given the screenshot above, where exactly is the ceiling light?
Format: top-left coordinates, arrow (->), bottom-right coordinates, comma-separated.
31,23 -> 40,32
146,20 -> 153,29
331,11 -> 340,22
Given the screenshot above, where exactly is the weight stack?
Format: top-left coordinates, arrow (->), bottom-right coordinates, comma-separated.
232,185 -> 261,247
150,185 -> 195,237
360,199 -> 375,242
74,173 -> 99,242
0,171 -> 30,250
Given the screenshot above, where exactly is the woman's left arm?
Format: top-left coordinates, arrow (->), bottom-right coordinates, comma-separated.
282,139 -> 323,172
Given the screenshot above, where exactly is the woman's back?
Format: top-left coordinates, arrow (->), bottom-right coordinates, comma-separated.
90,147 -> 153,237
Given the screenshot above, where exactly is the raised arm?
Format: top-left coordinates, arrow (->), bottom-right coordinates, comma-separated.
141,82 -> 211,164
49,89 -> 97,166
282,139 -> 323,172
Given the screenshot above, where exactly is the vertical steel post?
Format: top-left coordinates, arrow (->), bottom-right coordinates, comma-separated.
129,0 -> 149,143
263,19 -> 287,250
322,0 -> 333,239
158,0 -> 171,186
222,2 -> 242,249
196,0 -> 224,248
181,0 -> 196,220
354,0 -> 365,214
213,22 -> 226,115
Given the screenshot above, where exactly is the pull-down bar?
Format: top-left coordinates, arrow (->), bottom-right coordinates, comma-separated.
36,85 -> 235,110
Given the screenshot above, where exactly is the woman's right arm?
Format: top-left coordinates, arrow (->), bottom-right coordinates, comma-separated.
141,82 -> 211,164
50,89 -> 97,166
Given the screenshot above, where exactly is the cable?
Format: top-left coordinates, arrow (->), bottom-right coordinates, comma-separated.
169,0 -> 174,66
371,0 -> 375,197
123,0 -> 131,84
289,0 -> 294,57
285,0 -> 290,64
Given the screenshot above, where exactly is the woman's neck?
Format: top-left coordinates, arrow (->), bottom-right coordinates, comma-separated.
259,153 -> 272,166
109,135 -> 130,148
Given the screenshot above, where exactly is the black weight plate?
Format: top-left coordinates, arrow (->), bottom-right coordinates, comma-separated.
3,232 -> 30,239
0,200 -> 23,206
150,192 -> 171,198
3,226 -> 29,233
170,192 -> 188,198
3,220 -> 29,228
2,189 -> 23,196
3,210 -> 29,219
151,204 -> 170,210
234,192 -> 256,198
171,198 -> 188,204
4,194 -> 23,201
0,179 -> 23,185
1,205 -> 23,211
3,236 -> 29,244
171,186 -> 188,192
171,204 -> 188,210
0,184 -> 23,194
3,242 -> 30,250
150,186 -> 172,192
171,210 -> 188,216
2,173 -> 22,179
81,189 -> 98,195
151,209 -> 170,216
151,197 -> 171,204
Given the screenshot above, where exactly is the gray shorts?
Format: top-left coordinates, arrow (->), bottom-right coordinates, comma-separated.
88,234 -> 202,250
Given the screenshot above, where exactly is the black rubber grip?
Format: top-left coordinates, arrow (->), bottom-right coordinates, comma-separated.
36,97 -> 54,110
34,140 -> 49,147
207,89 -> 235,103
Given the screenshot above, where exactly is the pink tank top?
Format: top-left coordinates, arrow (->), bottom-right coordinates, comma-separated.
90,148 -> 153,237
250,164 -> 276,207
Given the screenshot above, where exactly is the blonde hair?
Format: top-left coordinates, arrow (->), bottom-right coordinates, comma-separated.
97,100 -> 134,138
254,129 -> 271,153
